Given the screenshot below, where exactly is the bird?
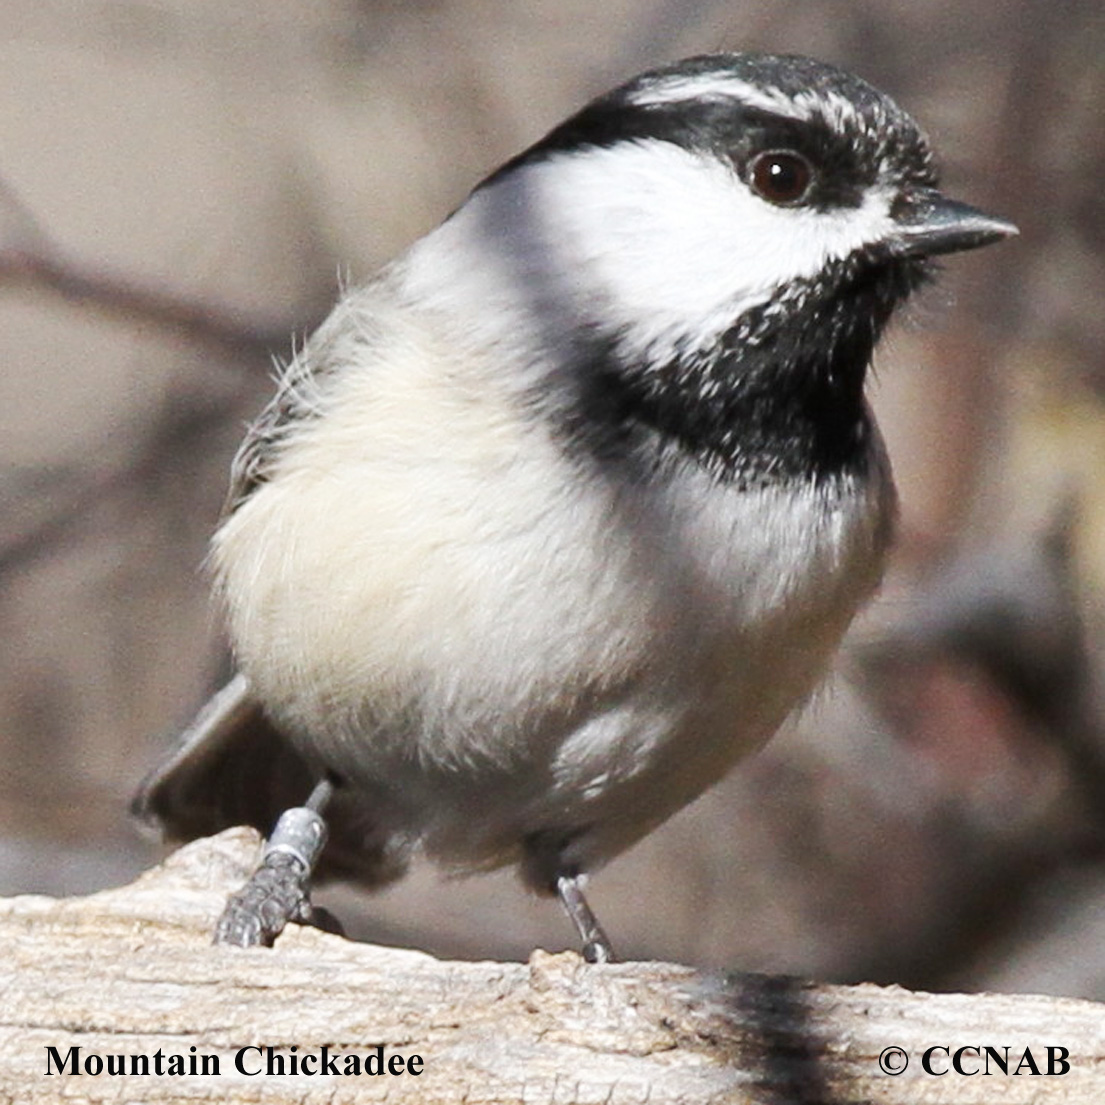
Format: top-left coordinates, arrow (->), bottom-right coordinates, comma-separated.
134,52 -> 1016,962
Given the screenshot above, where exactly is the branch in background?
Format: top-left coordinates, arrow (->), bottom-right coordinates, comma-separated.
0,171 -> 331,576
0,394 -> 233,579
0,245 -> 304,359
856,515 -> 1105,987
0,172 -> 320,359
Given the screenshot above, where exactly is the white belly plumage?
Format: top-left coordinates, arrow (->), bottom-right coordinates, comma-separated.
211,303 -> 895,881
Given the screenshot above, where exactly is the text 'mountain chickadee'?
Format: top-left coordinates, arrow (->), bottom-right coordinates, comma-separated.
136,52 -> 1017,962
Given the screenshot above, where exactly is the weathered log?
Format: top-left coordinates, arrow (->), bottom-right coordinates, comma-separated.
2,828 -> 1102,1103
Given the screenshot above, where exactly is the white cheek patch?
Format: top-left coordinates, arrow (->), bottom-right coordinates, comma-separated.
519,143 -> 894,354
400,140 -> 896,367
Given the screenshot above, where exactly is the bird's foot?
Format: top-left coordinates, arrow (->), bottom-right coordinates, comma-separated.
556,872 -> 616,963
215,850 -> 314,946
214,782 -> 335,947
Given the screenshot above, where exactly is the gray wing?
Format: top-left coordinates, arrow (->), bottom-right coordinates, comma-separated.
224,355 -> 316,512
140,293 -> 407,882
132,674 -> 316,841
225,298 -> 371,512
133,674 -> 408,888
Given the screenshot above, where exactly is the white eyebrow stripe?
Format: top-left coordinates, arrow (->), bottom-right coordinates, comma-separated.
627,77 -> 874,140
627,75 -> 808,118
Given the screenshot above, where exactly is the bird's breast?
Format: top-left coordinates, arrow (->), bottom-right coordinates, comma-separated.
211,317 -> 895,858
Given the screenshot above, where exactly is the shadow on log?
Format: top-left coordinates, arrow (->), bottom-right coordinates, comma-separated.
3,828 -> 1103,1102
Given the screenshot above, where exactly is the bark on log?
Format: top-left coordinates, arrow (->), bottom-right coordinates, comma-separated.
2,828 -> 1103,1103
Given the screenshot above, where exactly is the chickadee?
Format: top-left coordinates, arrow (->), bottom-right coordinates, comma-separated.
135,52 -> 1016,962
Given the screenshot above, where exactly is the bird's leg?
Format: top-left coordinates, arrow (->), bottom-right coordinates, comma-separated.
555,873 -> 615,963
214,778 -> 340,947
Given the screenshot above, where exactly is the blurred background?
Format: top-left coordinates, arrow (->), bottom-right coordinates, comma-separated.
2,0 -> 1104,1000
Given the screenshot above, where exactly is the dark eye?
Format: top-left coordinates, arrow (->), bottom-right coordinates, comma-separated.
747,150 -> 814,206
